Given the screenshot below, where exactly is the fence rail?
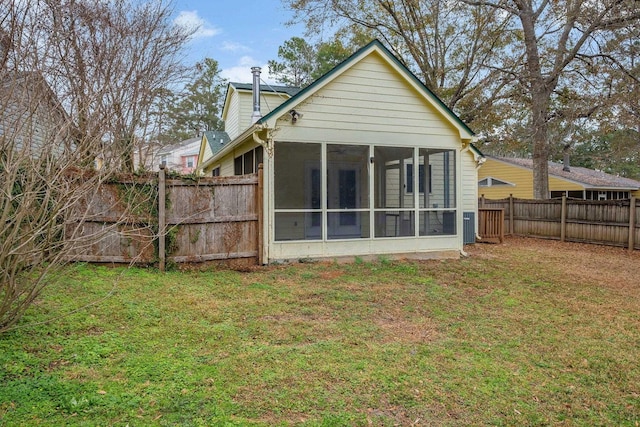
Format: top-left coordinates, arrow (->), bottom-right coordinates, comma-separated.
65,168 -> 261,268
479,195 -> 639,251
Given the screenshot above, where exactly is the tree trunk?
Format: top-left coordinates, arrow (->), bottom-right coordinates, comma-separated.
531,96 -> 550,199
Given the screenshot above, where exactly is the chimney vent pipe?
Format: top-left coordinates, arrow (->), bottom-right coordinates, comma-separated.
251,67 -> 262,123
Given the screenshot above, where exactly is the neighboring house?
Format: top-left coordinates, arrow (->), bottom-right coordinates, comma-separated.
478,156 -> 640,200
198,39 -> 484,263
136,137 -> 202,174
0,71 -> 74,157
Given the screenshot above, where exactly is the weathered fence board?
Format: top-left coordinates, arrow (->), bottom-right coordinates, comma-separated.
478,208 -> 504,242
480,195 -> 639,251
66,172 -> 260,265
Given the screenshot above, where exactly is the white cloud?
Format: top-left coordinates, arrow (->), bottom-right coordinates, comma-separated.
220,56 -> 277,84
174,10 -> 221,39
221,41 -> 251,52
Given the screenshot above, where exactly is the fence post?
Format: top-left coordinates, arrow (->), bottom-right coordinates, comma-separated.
480,195 -> 485,208
509,194 -> 514,235
629,196 -> 637,253
560,195 -> 567,242
158,165 -> 166,272
257,164 -> 264,265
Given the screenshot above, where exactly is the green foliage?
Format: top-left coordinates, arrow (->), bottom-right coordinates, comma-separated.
268,36 -> 355,87
268,37 -> 316,87
158,58 -> 226,142
570,129 -> 640,180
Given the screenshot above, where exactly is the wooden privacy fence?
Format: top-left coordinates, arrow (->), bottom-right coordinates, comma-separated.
66,167 -> 262,268
479,195 -> 639,251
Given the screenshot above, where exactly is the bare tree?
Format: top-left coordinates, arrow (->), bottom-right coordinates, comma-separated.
459,0 -> 640,198
283,0 -> 516,129
42,0 -> 192,172
286,0 -> 640,198
0,0 -> 191,332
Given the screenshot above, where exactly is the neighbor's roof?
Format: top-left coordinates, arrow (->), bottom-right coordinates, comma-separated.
495,157 -> 640,189
229,82 -> 302,98
158,136 -> 201,155
202,130 -> 231,156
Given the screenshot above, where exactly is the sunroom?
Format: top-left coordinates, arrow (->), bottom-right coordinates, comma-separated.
270,141 -> 459,259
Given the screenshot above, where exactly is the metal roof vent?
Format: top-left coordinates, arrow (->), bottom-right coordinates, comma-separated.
251,66 -> 262,123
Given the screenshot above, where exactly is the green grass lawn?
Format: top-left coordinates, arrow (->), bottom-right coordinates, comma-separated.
1,239 -> 639,426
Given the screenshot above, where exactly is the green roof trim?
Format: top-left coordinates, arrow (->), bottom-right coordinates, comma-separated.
470,143 -> 484,158
257,39 -> 475,137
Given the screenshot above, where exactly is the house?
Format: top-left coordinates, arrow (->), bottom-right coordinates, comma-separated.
198,39 -> 484,263
136,136 -> 203,174
478,156 -> 640,200
0,71 -> 74,157
199,81 -> 301,176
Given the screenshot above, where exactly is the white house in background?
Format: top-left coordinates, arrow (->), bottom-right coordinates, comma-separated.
198,39 -> 484,263
135,137 -> 202,174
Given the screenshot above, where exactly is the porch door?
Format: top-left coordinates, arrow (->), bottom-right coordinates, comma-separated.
328,162 -> 361,238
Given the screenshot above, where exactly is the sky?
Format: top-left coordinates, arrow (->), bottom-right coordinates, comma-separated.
172,0 -> 307,84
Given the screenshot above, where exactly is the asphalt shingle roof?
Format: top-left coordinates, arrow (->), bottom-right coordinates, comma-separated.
229,82 -> 302,98
496,157 -> 640,189
203,130 -> 231,156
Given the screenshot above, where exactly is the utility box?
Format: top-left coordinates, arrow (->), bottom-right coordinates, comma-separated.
463,212 -> 475,244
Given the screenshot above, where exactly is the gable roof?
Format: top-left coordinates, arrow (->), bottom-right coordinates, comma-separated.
202,130 -> 230,157
158,136 -> 201,155
221,83 -> 301,122
494,157 -> 640,190
257,39 -> 475,138
200,39 -> 475,171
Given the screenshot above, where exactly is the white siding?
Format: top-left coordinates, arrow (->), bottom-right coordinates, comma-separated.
236,90 -> 291,134
270,54 -> 460,147
225,91 -> 240,140
462,149 -> 478,213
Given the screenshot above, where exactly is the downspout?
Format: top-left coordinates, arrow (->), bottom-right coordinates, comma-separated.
253,128 -> 270,264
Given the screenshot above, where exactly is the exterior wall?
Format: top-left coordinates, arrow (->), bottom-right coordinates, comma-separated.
478,158 -> 583,199
225,89 -> 292,140
461,148 -> 479,240
201,135 -> 213,161
224,91 -> 240,139
271,54 -> 460,147
1,75 -> 70,157
157,139 -> 200,173
204,139 -> 262,177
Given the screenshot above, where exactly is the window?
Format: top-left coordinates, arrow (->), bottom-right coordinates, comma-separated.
183,155 -> 197,169
418,148 -> 456,236
160,154 -> 168,167
211,167 -> 220,177
234,146 -> 264,175
234,156 -> 243,175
